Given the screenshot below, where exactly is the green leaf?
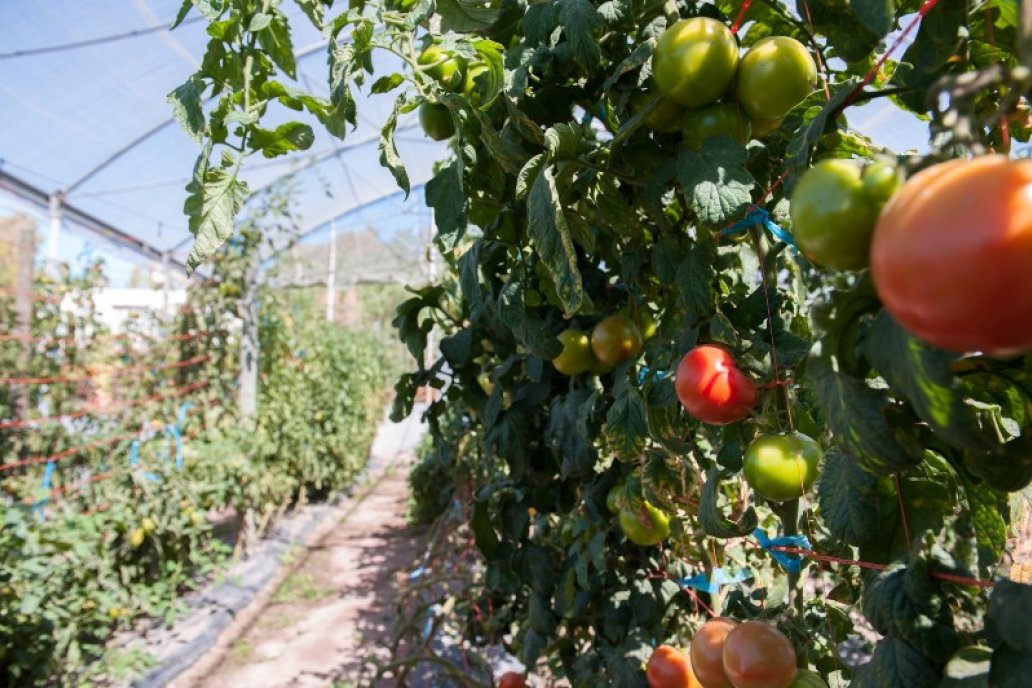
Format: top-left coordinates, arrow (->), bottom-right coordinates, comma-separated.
676,239 -> 716,320
291,0 -> 325,28
370,73 -> 405,94
806,1 -> 883,62
544,122 -> 583,161
497,271 -> 562,360
699,468 -> 757,539
605,377 -> 648,459
436,0 -> 499,32
171,0 -> 195,29
440,328 -> 473,366
854,637 -> 941,688
958,472 -> 1007,577
527,166 -> 588,317
991,645 -> 1032,688
167,77 -> 206,143
516,153 -> 546,200
558,0 -> 603,71
458,241 -> 483,317
425,159 -> 467,252
987,579 -> 1032,652
183,150 -> 249,273
818,447 -> 880,546
471,497 -> 500,560
602,40 -> 653,91
255,10 -> 296,78
248,121 -> 314,158
379,102 -> 410,196
850,0 -> 895,37
676,137 -> 755,226
786,81 -> 857,174
248,12 -> 272,31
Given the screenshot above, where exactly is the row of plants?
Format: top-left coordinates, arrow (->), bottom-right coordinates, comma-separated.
0,189 -> 393,684
171,0 -> 1032,686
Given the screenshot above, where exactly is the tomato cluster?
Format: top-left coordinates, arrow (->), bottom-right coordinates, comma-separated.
650,18 -> 817,147
416,42 -> 490,140
551,311 -> 652,376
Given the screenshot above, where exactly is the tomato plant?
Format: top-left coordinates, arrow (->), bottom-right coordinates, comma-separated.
175,0 -> 1032,686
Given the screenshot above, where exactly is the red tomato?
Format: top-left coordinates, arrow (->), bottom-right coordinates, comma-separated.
871,156 -> 1032,354
647,645 -> 702,688
690,617 -> 739,688
722,621 -> 797,688
675,345 -> 757,425
498,671 -> 527,688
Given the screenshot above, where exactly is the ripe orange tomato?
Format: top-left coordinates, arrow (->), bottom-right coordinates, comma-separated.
647,645 -> 702,688
722,621 -> 797,688
690,617 -> 739,688
870,156 -> 1032,354
498,671 -> 527,688
675,345 -> 757,425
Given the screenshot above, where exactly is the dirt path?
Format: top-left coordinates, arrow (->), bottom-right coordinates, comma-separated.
186,409 -> 427,688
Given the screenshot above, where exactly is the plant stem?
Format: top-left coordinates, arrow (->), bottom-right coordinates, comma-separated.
781,497 -> 804,614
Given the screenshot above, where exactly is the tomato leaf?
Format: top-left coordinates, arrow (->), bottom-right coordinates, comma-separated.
605,376 -> 648,459
698,468 -> 757,539
248,121 -> 314,158
558,0 -> 603,72
818,447 -> 880,546
527,166 -> 589,317
255,9 -> 296,79
987,579 -> 1032,652
854,636 -> 942,688
676,137 -> 755,227
379,101 -> 410,196
167,77 -> 206,143
183,149 -> 249,273
436,0 -> 499,33
426,159 -> 468,252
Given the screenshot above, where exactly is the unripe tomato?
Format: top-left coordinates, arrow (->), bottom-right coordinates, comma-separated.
789,159 -> 883,270
498,672 -> 527,688
653,18 -> 739,108
141,517 -> 156,534
477,372 -> 494,395
419,103 -> 455,141
606,482 -> 624,514
690,617 -> 739,688
418,44 -> 467,92
637,309 -> 659,341
787,669 -> 828,688
743,432 -> 822,502
462,61 -> 490,107
751,116 -> 784,138
129,528 -> 146,549
871,156 -> 1032,354
736,36 -> 817,121
553,329 -> 595,376
675,345 -> 757,425
722,621 -> 797,688
618,500 -> 670,546
591,315 -> 643,367
630,92 -> 687,134
647,644 -> 702,688
860,161 -> 901,204
682,104 -> 752,148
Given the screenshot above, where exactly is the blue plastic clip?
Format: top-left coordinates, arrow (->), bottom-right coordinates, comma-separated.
681,567 -> 752,595
722,207 -> 796,247
174,402 -> 193,471
33,461 -> 56,518
637,366 -> 668,386
753,528 -> 812,573
130,438 -> 160,482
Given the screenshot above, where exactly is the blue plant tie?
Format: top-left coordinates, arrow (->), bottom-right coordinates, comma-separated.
753,528 -> 811,573
680,567 -> 752,595
33,461 -> 56,518
637,366 -> 668,386
722,207 -> 796,247
174,402 -> 193,471
129,440 -> 140,468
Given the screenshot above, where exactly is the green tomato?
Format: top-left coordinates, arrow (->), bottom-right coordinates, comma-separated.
861,161 -> 901,204
418,103 -> 455,141
553,329 -> 595,376
477,372 -> 495,395
789,158 -> 879,270
743,431 -> 822,502
384,0 -> 415,9
637,309 -> 658,341
606,483 -> 624,514
682,103 -> 752,148
653,17 -> 739,108
618,501 -> 670,546
462,61 -> 490,107
751,116 -> 784,138
418,44 -> 467,92
737,36 -> 817,121
590,314 -> 643,367
629,92 -> 686,134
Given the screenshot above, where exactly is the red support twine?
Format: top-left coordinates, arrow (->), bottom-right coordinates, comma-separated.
770,546 -> 996,589
0,354 -> 209,385
730,0 -> 753,34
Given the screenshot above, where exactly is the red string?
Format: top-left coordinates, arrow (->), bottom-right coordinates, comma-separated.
770,545 -> 995,589
0,379 -> 209,430
0,329 -> 213,345
0,354 -> 209,385
893,474 -> 912,552
0,432 -> 138,472
798,0 -> 831,101
730,0 -> 753,34
647,568 -> 717,617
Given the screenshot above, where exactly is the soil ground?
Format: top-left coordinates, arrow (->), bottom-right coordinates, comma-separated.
184,409 -> 427,688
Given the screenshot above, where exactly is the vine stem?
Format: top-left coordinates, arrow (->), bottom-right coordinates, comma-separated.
780,497 -> 804,614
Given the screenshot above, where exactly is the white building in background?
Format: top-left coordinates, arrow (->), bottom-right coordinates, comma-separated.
86,287 -> 188,333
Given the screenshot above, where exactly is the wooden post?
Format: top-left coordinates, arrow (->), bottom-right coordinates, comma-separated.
238,262 -> 259,419
10,216 -> 35,424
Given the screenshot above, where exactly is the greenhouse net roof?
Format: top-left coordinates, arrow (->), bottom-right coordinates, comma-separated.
0,0 -> 444,279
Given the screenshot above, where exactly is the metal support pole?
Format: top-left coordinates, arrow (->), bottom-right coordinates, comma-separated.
161,251 -> 171,317
11,216 -> 35,426
326,219 -> 337,322
238,262 -> 259,419
46,191 -> 63,269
